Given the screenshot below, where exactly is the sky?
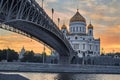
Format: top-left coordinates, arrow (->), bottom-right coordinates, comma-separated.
0,0 -> 120,54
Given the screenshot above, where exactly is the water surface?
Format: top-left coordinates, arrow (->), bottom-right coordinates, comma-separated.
0,72 -> 120,80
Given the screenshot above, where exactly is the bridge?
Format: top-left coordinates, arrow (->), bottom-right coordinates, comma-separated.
0,0 -> 77,64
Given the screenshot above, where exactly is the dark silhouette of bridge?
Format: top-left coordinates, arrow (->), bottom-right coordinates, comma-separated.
0,0 -> 77,64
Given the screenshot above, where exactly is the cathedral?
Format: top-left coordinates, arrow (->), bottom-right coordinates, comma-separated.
61,9 -> 100,58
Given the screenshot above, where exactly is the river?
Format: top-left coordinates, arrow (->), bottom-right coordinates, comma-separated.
0,72 -> 120,80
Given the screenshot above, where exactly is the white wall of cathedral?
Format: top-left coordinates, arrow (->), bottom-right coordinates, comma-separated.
19,48 -> 25,59
88,28 -> 93,36
66,35 -> 100,57
69,22 -> 86,34
61,22 -> 100,57
94,40 -> 100,56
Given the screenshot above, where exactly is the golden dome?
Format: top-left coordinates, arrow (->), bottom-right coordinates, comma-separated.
70,9 -> 86,23
88,23 -> 93,29
61,24 -> 67,29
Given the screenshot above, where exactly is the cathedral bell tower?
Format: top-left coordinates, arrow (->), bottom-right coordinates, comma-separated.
61,24 -> 67,36
88,23 -> 93,36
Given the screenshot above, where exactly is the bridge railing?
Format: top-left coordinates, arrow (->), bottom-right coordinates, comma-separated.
0,0 -> 74,54
29,0 -> 74,52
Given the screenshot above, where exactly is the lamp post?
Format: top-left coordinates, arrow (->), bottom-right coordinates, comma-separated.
58,18 -> 60,28
42,0 -> 44,8
82,52 -> 85,65
52,8 -> 54,21
6,47 -> 9,62
101,48 -> 104,54
43,44 -> 46,64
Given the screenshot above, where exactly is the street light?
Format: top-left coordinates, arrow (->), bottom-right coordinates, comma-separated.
52,8 -> 54,21
6,47 -> 9,62
58,18 -> 60,28
43,44 -> 46,64
101,48 -> 104,54
42,0 -> 44,8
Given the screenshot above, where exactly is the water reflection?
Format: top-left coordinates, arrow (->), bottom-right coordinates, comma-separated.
20,73 -> 57,80
55,73 -> 74,80
0,72 -> 120,80
56,73 -> 120,80
56,73 -> 99,80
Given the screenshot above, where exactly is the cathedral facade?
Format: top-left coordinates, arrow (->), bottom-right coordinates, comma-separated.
61,10 -> 100,57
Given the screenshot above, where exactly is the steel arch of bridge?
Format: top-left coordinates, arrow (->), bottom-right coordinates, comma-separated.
0,0 -> 76,64
0,24 -> 53,50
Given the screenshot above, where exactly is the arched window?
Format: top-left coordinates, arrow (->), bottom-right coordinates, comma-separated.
76,27 -> 78,32
75,36 -> 78,40
90,45 -> 92,50
84,28 -> 86,32
82,27 -> 84,32
70,27 -> 72,32
74,44 -> 79,49
90,30 -> 92,35
96,45 -> 98,51
83,44 -> 85,49
72,27 -> 73,32
73,27 -> 75,32
90,39 -> 92,41
80,27 -> 81,31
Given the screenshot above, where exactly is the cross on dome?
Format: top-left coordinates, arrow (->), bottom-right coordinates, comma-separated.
70,9 -> 86,23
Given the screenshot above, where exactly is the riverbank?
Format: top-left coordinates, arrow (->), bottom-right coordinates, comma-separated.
0,62 -> 120,74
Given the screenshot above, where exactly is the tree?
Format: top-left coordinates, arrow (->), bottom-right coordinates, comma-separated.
21,51 -> 34,62
0,49 -> 18,62
0,49 -> 7,60
7,49 -> 18,61
33,56 -> 42,63
101,53 -> 105,56
21,51 -> 43,63
0,50 -> 2,61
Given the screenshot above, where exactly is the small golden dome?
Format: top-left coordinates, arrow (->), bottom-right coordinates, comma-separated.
61,24 -> 67,29
70,9 -> 86,23
88,23 -> 93,29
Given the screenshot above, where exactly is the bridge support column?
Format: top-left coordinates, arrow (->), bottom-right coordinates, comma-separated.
59,56 -> 70,64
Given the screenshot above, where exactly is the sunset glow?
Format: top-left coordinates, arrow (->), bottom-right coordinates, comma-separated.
0,0 -> 120,54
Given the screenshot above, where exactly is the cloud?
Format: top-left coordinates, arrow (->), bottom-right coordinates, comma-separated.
0,33 -> 51,54
47,0 -> 57,2
0,0 -> 120,53
94,24 -> 120,53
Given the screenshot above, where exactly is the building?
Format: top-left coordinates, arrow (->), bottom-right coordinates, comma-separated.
19,47 -> 26,59
61,9 -> 100,58
45,51 -> 59,64
83,56 -> 120,66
